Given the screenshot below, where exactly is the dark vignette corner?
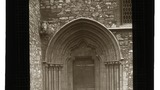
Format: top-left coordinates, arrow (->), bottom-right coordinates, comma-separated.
6,0 -> 30,90
132,0 -> 154,90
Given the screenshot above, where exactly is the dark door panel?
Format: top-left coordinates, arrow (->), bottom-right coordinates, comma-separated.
73,58 -> 95,90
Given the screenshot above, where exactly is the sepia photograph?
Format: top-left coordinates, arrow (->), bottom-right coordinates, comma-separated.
29,0 -> 133,90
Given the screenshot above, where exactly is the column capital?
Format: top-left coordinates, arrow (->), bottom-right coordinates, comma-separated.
42,61 -> 50,67
119,59 -> 126,65
104,61 -> 121,66
58,64 -> 63,70
42,61 -> 47,64
52,64 -> 63,67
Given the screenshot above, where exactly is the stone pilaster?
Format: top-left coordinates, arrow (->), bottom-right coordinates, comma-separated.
105,61 -> 121,90
42,63 -> 63,90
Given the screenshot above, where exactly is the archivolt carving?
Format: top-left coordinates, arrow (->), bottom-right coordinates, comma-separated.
45,18 -> 123,64
43,18 -> 124,90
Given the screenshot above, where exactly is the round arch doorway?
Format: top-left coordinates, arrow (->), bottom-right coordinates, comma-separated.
43,18 -> 123,90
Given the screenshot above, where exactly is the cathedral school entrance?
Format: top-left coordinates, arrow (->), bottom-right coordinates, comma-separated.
43,18 -> 123,90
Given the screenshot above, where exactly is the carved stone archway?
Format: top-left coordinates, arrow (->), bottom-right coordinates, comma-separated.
43,18 -> 124,90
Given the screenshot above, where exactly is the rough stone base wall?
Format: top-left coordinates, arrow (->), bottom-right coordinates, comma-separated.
112,30 -> 133,90
29,0 -> 43,90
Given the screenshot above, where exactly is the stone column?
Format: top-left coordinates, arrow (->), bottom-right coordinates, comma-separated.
114,64 -> 117,90
115,61 -> 120,90
51,64 -> 63,90
120,64 -> 123,90
106,64 -> 109,90
116,63 -> 119,90
54,65 -> 57,90
56,65 -> 59,90
49,64 -> 52,90
112,64 -> 114,90
49,64 -> 54,90
110,64 -> 112,90
46,63 -> 49,90
42,62 -> 46,90
42,63 -> 63,90
105,62 -> 112,90
58,65 -> 63,90
51,65 -> 54,90
105,61 -> 121,90
118,64 -> 121,90
113,64 -> 115,90
117,61 -> 121,90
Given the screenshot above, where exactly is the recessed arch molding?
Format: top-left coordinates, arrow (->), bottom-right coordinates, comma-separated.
42,18 -> 124,90
45,18 -> 123,64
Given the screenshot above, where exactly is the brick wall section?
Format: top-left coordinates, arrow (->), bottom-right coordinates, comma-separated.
29,0 -> 43,90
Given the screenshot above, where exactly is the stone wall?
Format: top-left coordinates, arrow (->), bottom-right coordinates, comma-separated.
35,0 -> 133,90
40,0 -> 121,27
39,0 -> 122,63
29,0 -> 43,90
112,29 -> 133,90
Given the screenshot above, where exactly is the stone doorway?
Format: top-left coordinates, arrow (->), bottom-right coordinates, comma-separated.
44,18 -> 124,90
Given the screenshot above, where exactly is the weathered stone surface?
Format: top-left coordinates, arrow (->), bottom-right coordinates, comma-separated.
40,0 -> 119,28
30,0 -> 133,90
29,0 -> 43,90
112,30 -> 133,90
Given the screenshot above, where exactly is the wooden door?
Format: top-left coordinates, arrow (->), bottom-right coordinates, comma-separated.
73,57 -> 95,90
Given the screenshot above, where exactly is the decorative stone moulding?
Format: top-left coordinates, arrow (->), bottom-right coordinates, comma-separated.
41,17 -> 126,90
104,61 -> 121,65
45,17 -> 123,63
